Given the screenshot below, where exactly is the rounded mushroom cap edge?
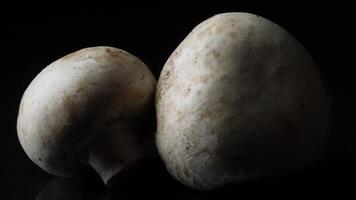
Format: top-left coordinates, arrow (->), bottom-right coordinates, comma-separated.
155,12 -> 330,190
17,46 -> 157,177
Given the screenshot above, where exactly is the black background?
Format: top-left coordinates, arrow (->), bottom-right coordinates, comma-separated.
1,1 -> 355,199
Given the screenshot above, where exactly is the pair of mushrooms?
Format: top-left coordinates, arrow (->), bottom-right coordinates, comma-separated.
17,13 -> 329,190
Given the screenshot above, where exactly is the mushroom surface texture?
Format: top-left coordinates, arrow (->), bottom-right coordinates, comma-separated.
155,12 -> 330,190
17,46 -> 157,186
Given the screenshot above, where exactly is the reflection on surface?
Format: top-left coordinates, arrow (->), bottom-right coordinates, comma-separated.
34,156 -> 196,200
33,163 -> 355,199
34,177 -> 105,200
34,177 -> 196,200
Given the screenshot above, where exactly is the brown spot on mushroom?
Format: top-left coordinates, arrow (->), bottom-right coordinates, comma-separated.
196,90 -> 202,96
184,168 -> 191,177
214,26 -> 224,34
171,51 -> 180,62
199,75 -> 209,83
164,70 -> 171,80
212,50 -> 221,58
106,48 -> 120,58
21,127 -> 26,136
229,31 -> 239,39
197,29 -> 206,38
194,56 -> 198,60
76,88 -> 84,93
186,142 -> 192,150
183,83 -> 192,96
199,110 -> 214,119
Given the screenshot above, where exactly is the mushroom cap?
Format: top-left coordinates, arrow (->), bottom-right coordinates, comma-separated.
17,46 -> 156,177
156,13 -> 330,190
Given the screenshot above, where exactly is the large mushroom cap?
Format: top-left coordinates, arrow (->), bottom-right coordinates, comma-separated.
17,46 -> 156,177
156,13 -> 330,190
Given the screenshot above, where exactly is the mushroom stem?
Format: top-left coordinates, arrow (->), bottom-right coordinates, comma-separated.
87,127 -> 143,186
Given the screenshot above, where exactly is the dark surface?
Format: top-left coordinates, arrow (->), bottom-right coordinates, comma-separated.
1,1 -> 355,199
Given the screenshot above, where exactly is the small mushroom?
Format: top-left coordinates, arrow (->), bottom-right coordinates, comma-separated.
17,46 -> 156,185
155,13 -> 330,190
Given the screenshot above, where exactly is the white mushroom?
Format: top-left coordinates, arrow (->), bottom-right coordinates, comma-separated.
17,46 -> 156,186
155,13 -> 330,190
